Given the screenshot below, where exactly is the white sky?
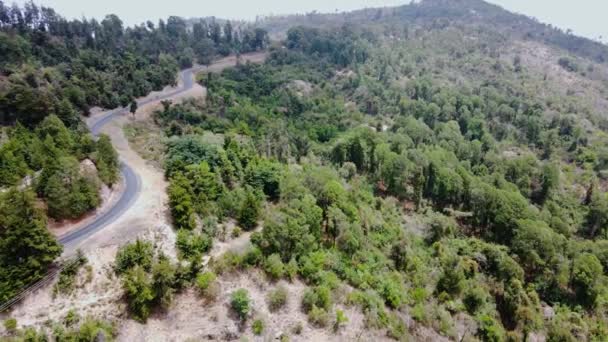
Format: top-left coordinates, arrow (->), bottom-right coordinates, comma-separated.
12,0 -> 608,43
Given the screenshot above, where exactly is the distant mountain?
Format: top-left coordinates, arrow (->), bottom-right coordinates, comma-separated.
258,0 -> 608,63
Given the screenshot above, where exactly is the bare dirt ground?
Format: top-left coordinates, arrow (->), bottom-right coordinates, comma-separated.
118,271 -> 379,342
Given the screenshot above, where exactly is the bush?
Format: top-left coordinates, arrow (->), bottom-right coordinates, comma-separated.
196,271 -> 219,300
63,309 -> 80,327
4,318 -> 17,332
167,172 -> 197,230
267,285 -> 288,311
386,313 -> 409,340
231,288 -> 251,320
53,251 -> 88,296
151,258 -> 176,309
308,305 -> 330,327
196,271 -> 216,292
176,229 -> 212,260
380,276 -> 406,309
285,258 -> 299,281
558,57 -> 579,73
291,322 -> 303,335
95,134 -> 119,185
264,254 -> 285,280
231,226 -> 242,238
463,286 -> 487,314
476,315 -> 506,342
243,247 -> 263,267
213,251 -> 244,274
302,286 -> 331,313
252,319 -> 264,335
334,309 -> 348,332
436,262 -> 465,297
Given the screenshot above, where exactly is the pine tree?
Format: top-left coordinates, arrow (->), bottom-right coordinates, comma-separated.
0,189 -> 62,302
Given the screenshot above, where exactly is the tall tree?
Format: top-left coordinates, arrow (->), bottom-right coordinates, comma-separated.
0,189 -> 62,302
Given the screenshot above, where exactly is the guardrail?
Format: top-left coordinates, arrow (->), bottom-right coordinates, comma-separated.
0,257 -> 80,313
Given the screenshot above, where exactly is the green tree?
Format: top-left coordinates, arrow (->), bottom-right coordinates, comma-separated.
185,161 -> 224,211
43,156 -> 100,220
152,257 -> 176,309
245,159 -> 283,201
114,239 -> 154,274
571,253 -> 603,308
122,265 -> 155,322
95,134 -> 119,186
0,189 -> 62,302
168,172 -> 197,230
238,187 -> 261,231
36,114 -> 73,151
264,254 -> 285,280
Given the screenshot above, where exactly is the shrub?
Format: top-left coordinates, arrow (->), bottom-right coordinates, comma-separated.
267,285 -> 288,311
558,57 -> 579,73
231,226 -> 242,238
302,286 -> 331,313
463,286 -> 487,314
4,318 -> 17,332
285,258 -> 299,281
264,254 -> 285,280
53,251 -> 88,296
308,305 -> 330,327
476,315 -> 506,342
213,251 -> 244,274
436,262 -> 465,297
176,229 -> 212,260
291,322 -> 303,335
196,271 -> 217,293
380,276 -> 406,309
334,309 -> 348,332
252,319 -> 264,335
386,313 -> 408,340
231,288 -> 251,320
63,309 -> 80,327
243,247 -> 263,267
151,258 -> 176,309
196,271 -> 219,301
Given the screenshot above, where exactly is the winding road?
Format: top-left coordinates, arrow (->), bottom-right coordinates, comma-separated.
55,52 -> 266,249
57,68 -> 197,248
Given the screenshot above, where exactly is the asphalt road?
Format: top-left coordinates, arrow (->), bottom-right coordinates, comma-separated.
58,69 -> 196,248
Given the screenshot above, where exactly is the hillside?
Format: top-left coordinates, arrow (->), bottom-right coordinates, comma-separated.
260,0 -> 608,64
2,1 -> 608,341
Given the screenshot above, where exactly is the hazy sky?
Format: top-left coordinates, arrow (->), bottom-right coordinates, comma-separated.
13,0 -> 608,43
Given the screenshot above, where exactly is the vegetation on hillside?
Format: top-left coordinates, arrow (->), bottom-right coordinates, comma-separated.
155,14 -> 608,341
3,0 -> 608,341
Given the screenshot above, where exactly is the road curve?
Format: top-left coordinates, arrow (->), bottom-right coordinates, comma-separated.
58,69 -> 197,248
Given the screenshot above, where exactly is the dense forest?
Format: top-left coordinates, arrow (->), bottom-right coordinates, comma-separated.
152,9 -> 606,342
0,1 -> 268,306
2,0 -> 608,341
